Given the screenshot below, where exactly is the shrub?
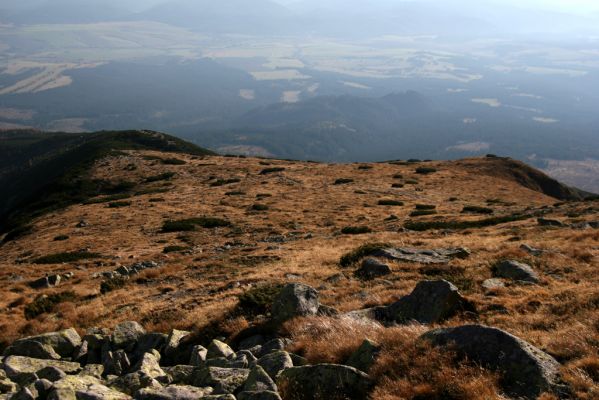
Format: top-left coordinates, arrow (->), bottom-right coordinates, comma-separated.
410,210 -> 437,217
357,165 -> 372,170
53,235 -> 69,241
378,199 -> 404,206
405,179 -> 419,185
108,201 -> 131,208
163,245 -> 188,253
100,277 -> 128,294
404,213 -> 531,231
148,198 -> 165,202
161,217 -> 231,232
415,167 -> 437,174
462,205 -> 494,214
251,204 -> 269,211
339,242 -> 391,267
392,174 -> 403,179
415,204 -> 436,210
341,226 -> 372,235
236,284 -> 284,317
260,167 -> 285,175
225,191 -> 246,196
32,251 -> 101,264
145,172 -> 175,183
210,178 -> 241,187
392,183 -> 404,188
25,291 -> 77,319
334,178 -> 354,185
161,158 -> 186,165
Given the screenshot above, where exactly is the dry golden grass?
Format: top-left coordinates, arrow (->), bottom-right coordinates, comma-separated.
0,151 -> 597,398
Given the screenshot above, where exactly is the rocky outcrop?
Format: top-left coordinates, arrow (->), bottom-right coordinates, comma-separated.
370,247 -> 470,264
354,258 -> 391,280
422,324 -> 566,399
271,283 -> 319,324
4,329 -> 81,360
493,260 -> 540,283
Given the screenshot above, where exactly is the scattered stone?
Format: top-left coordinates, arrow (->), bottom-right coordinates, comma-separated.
493,260 -> 540,283
482,279 -> 506,291
324,273 -> 346,284
48,375 -> 131,400
520,244 -> 545,256
422,324 -> 565,399
103,349 -> 131,377
385,280 -> 472,324
257,351 -> 293,380
271,283 -> 319,324
5,328 -> 82,359
192,367 -> 250,394
133,350 -> 167,381
346,339 -> 380,373
136,385 -> 213,400
243,365 -> 278,392
29,274 -> 61,289
537,218 -> 564,227
354,258 -> 392,280
206,340 -> 234,360
371,247 -> 470,264
278,364 -> 373,400
3,341 -> 61,361
3,356 -> 81,385
111,321 -> 146,351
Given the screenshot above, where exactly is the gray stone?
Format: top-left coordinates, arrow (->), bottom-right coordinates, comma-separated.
255,339 -> 286,358
189,345 -> 208,367
79,365 -> 104,379
520,244 -> 545,256
354,258 -> 392,280
37,366 -> 67,382
103,350 -> 130,377
9,387 -> 35,400
371,247 -> 470,264
206,354 -> 249,369
163,365 -> 194,385
47,375 -> 131,400
29,275 -> 61,289
34,378 -> 54,398
385,280 -> 471,324
135,385 -> 213,400
110,371 -> 162,396
346,339 -> 380,373
493,260 -> 540,283
201,396 -> 236,400
482,278 -> 506,291
132,351 -> 167,381
206,340 -> 234,360
5,329 -> 82,359
162,330 -> 190,365
192,367 -> 250,394
237,391 -> 282,400
111,322 -> 145,351
257,351 -> 293,380
237,335 -> 266,351
132,334 -> 168,363
243,365 -> 277,392
3,341 -> 61,360
277,364 -> 373,400
3,356 -> 81,386
422,324 -> 565,399
538,218 -> 564,227
271,284 -> 319,324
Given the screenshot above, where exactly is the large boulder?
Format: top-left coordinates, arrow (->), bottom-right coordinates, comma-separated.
493,260 -> 540,283
132,351 -> 167,381
354,259 -> 392,280
371,247 -> 470,264
0,370 -> 17,394
4,329 -> 82,359
162,330 -> 191,365
385,280 -> 471,324
47,375 -> 131,400
422,324 -> 566,399
111,322 -> 146,351
3,356 -> 81,386
257,351 -> 293,380
192,367 -> 250,394
278,364 -> 373,400
206,340 -> 234,360
136,385 -> 213,400
243,366 -> 277,392
271,284 -> 319,324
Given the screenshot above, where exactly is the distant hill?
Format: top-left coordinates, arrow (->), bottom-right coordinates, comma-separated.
0,130 -> 213,236
7,0 -> 128,24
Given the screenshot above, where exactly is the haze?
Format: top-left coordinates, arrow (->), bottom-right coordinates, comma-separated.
0,0 -> 598,191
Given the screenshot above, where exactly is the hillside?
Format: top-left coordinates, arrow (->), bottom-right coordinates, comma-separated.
0,140 -> 597,399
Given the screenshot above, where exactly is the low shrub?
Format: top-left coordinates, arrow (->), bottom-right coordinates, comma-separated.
163,245 -> 188,253
410,210 -> 437,217
53,235 -> 69,241
25,291 -> 78,319
405,213 -> 531,231
251,204 -> 269,211
225,191 -> 246,196
334,178 -> 354,185
357,165 -> 372,170
32,251 -> 101,264
341,226 -> 372,235
415,167 -> 437,174
392,174 -> 403,179
378,199 -> 404,206
161,217 -> 231,232
415,204 -> 436,210
145,172 -> 175,183
108,201 -> 131,208
236,284 -> 284,317
260,167 -> 285,175
211,178 -> 241,187
339,242 -> 391,267
392,183 -> 404,188
462,205 -> 494,214
100,277 -> 128,294
161,158 -> 186,165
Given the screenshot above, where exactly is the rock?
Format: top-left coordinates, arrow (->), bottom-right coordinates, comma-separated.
354,258 -> 392,280
111,322 -> 146,351
3,341 -> 61,360
206,340 -> 234,360
493,260 -> 540,283
102,349 -> 130,377
48,375 -> 131,400
34,378 -> 54,398
189,345 -> 208,367
201,395 -> 236,400
520,244 -> 545,256
257,351 -> 293,380
80,364 -> 104,379
238,335 -> 266,351
255,340 -> 287,358
3,356 -> 81,386
133,351 -> 167,381
163,365 -> 194,385
9,387 -> 35,400
243,366 -> 277,392
74,340 -> 89,363
163,330 -> 190,364
192,367 -> 250,394
278,364 -> 373,400
110,371 -> 162,395
344,307 -> 387,323
206,354 -> 250,369
29,275 -> 61,289
346,339 -> 380,373
237,391 -> 282,400
422,324 -> 565,399
37,366 -> 67,382
0,370 -> 17,393
385,280 -> 471,324
135,385 -> 213,400
5,329 -> 82,359
538,218 -> 564,227
371,247 -> 470,264
115,266 -> 130,276
482,278 -> 506,291
271,283 -> 319,324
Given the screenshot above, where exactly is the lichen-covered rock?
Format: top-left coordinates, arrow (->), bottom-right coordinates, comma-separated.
346,339 -> 380,373
257,351 -> 293,380
34,378 -> 54,398
163,365 -> 194,385
132,333 -> 168,363
278,364 -> 373,400
243,366 -> 277,393
0,370 -> 17,394
482,278 -> 506,291
354,258 -> 392,280
189,345 -> 208,367
47,375 -> 131,400
206,340 -> 234,360
493,260 -> 540,283
255,339 -> 287,359
80,364 -> 104,379
206,354 -> 250,369
37,366 -> 67,382
102,349 -> 131,377
110,371 -> 162,395
385,280 -> 470,324
133,351 -> 167,381
2,341 -> 61,360
422,324 -> 565,399
111,322 -> 146,351
271,284 -> 319,324
192,367 -> 250,394
4,329 -> 82,359
237,391 -> 282,400
135,385 -> 213,400
3,356 -> 81,386
371,247 -> 470,264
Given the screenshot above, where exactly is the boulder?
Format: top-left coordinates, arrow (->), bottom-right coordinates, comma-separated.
422,324 -> 565,399
482,278 -> 506,291
206,354 -> 250,369
237,391 -> 282,400
3,341 -> 61,360
354,259 -> 392,280
271,284 -> 319,324
102,349 -> 130,377
538,218 -> 564,227
206,340 -> 234,360
0,370 -> 17,394
34,378 -> 54,398
111,322 -> 146,351
37,366 -> 67,382
9,387 -> 35,400
5,329 -> 82,359
47,375 -> 131,400
163,365 -> 194,385
189,345 -> 208,367
135,385 -> 213,400
29,275 -> 61,289
257,351 -> 293,380
192,367 -> 250,394
243,365 -> 277,392
132,333 -> 168,363
278,364 -> 373,400
80,364 -> 104,379
346,339 -> 380,373
255,339 -> 287,359
3,356 -> 81,386
132,351 -> 167,381
201,395 -> 236,400
110,371 -> 162,396
493,260 -> 539,283
385,280 -> 471,324
371,247 -> 470,264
